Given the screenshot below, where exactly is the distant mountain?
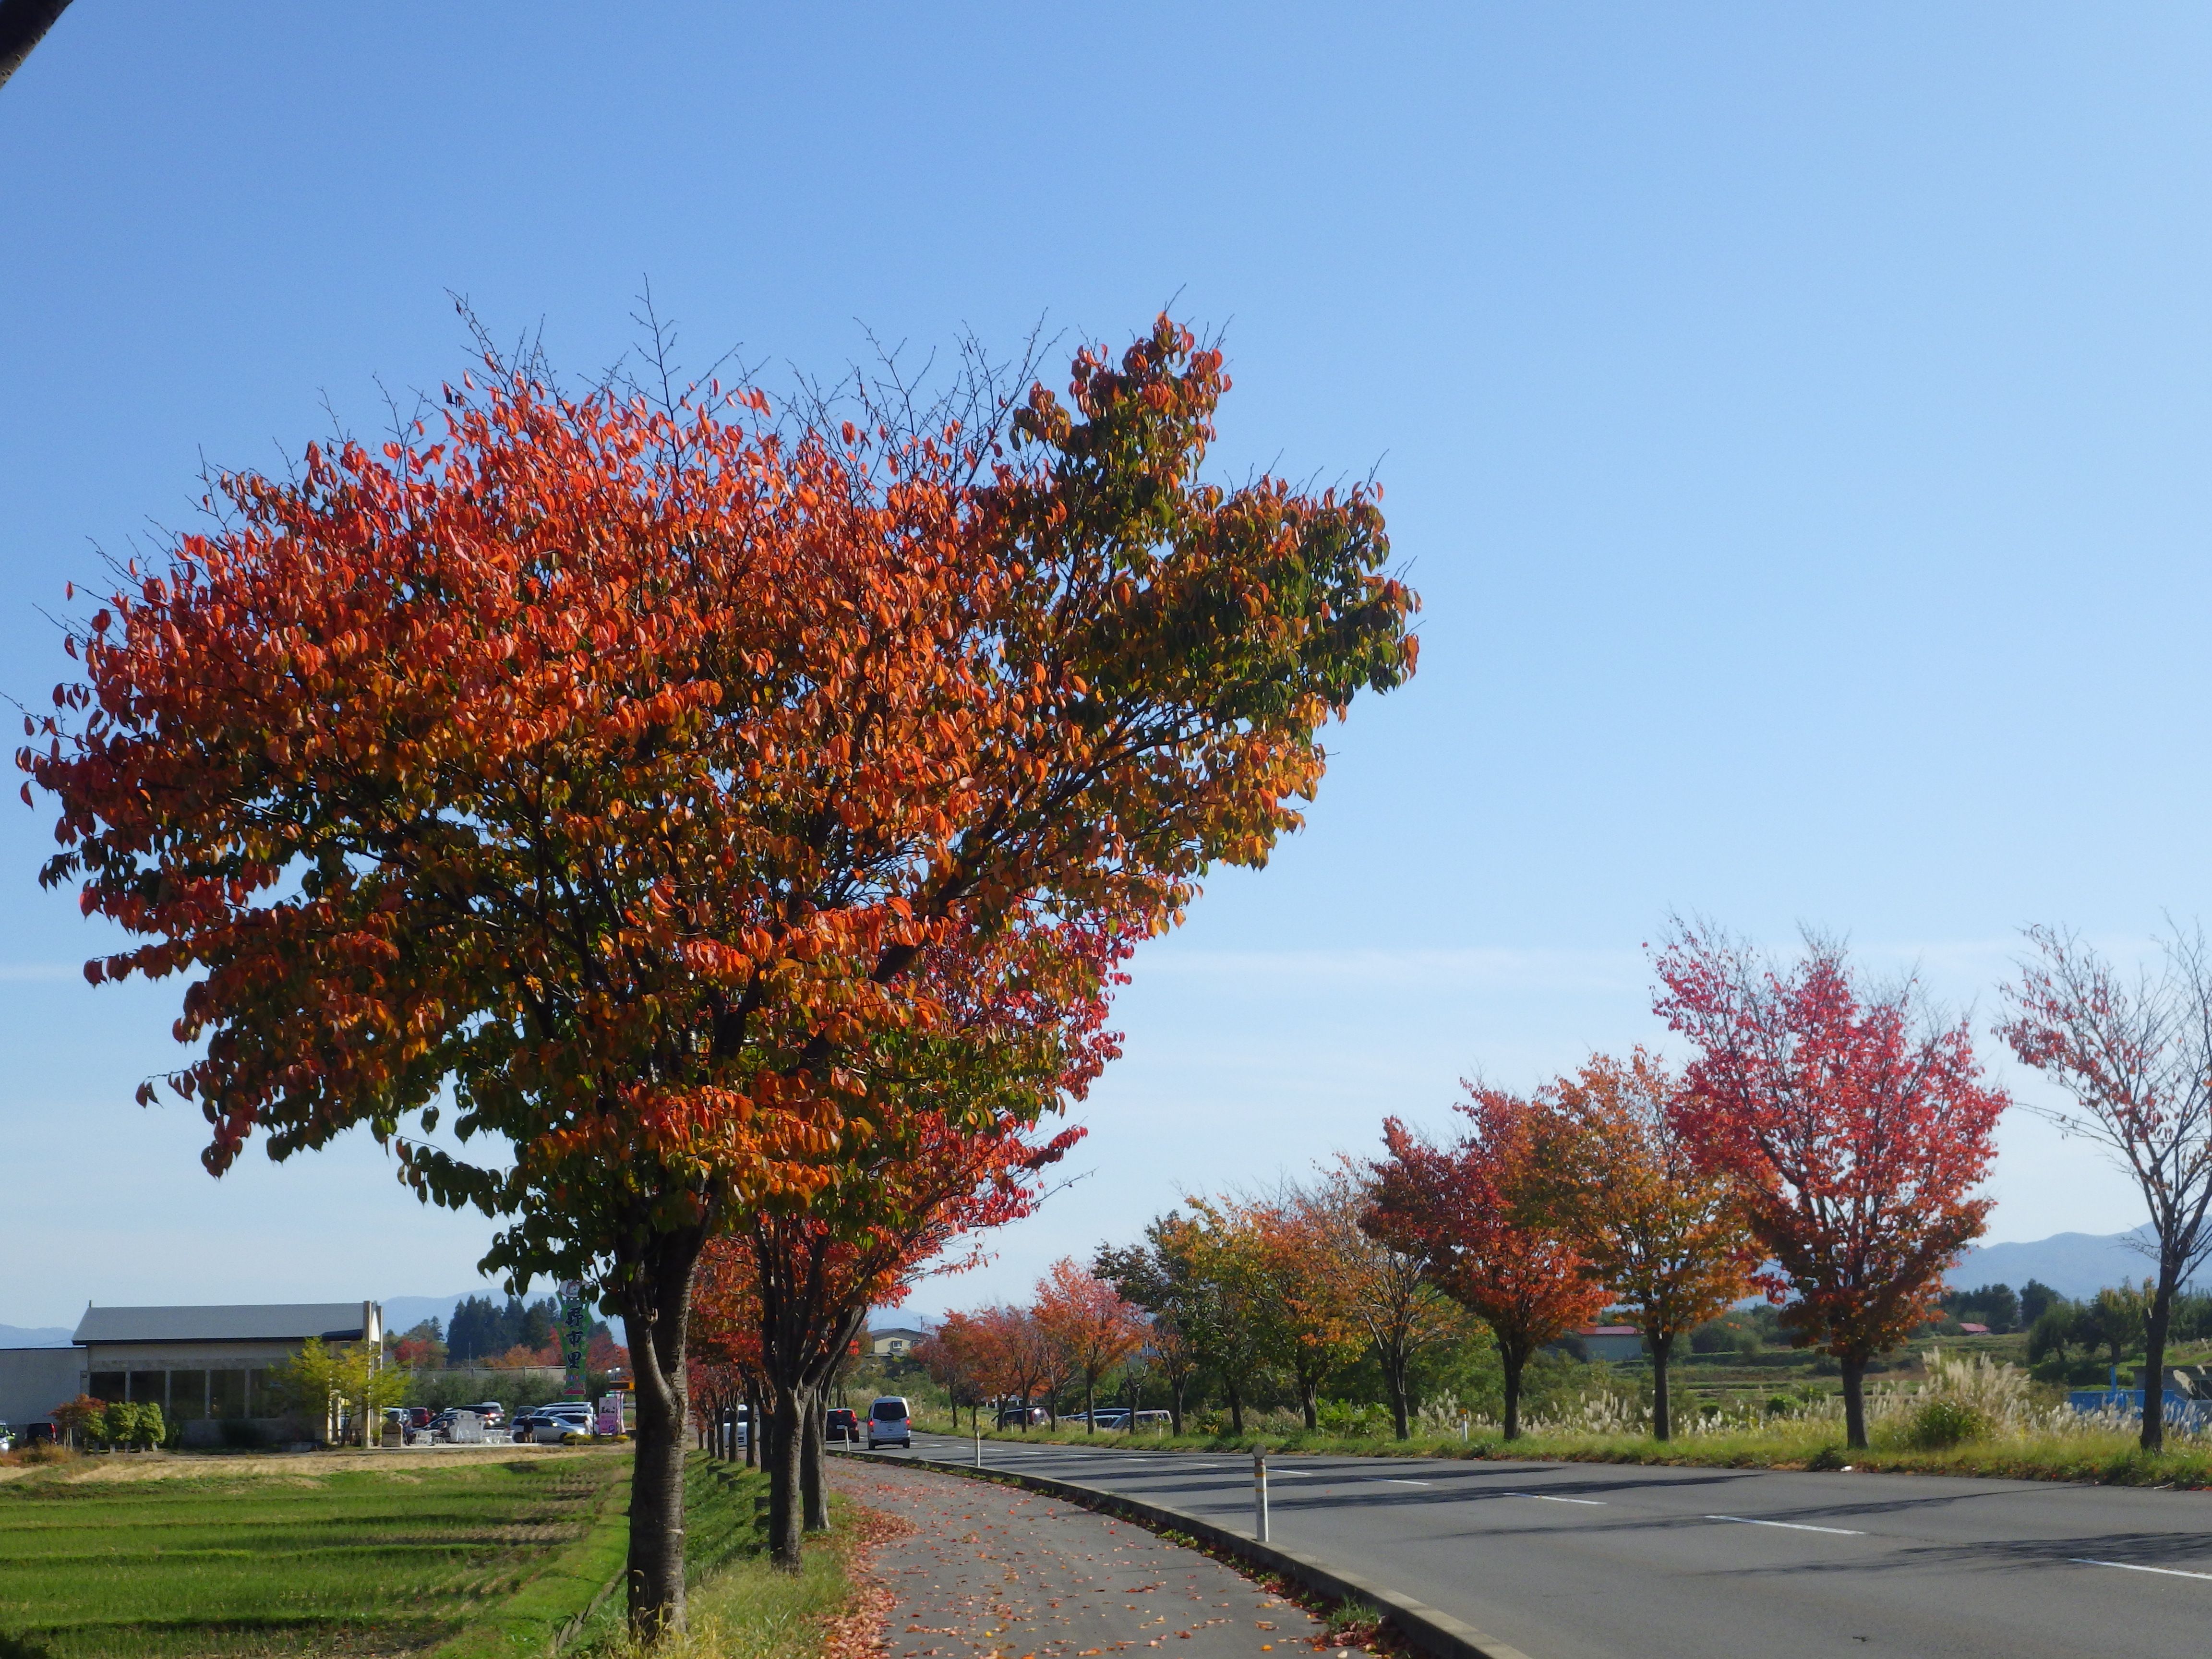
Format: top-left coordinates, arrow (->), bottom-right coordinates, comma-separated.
1947,1225 -> 2166,1301
0,1324 -> 75,1348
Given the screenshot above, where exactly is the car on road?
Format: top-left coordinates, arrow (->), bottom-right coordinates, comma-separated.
866,1396 -> 912,1448
995,1404 -> 1044,1428
825,1407 -> 860,1443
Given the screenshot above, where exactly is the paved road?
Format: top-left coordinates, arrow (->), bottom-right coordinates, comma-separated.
828,1456 -> 1333,1659
855,1432 -> 2212,1659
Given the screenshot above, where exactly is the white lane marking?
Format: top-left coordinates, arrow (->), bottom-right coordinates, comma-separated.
1705,1514 -> 1864,1536
1382,1478 -> 1434,1486
2072,1558 -> 2212,1582
1503,1491 -> 1606,1505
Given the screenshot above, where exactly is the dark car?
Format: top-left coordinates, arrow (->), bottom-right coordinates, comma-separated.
824,1407 -> 860,1444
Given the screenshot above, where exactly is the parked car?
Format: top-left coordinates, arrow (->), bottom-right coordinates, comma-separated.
466,1400 -> 506,1430
509,1407 -> 548,1443
1074,1408 -> 1130,1431
995,1404 -> 1044,1429
824,1407 -> 860,1443
866,1396 -> 912,1449
531,1405 -> 593,1444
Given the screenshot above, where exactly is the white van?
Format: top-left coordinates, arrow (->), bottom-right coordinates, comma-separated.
866,1396 -> 912,1449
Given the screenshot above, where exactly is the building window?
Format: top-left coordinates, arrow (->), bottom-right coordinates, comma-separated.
90,1372 -> 124,1404
126,1370 -> 165,1408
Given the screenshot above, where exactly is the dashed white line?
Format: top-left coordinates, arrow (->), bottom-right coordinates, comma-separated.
1382,1478 -> 1434,1486
1704,1514 -> 1864,1536
1503,1491 -> 1606,1505
2072,1557 -> 2212,1582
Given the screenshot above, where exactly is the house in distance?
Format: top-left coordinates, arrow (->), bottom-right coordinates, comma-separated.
75,1301 -> 383,1446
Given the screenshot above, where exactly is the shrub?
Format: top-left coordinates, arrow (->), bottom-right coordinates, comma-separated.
1907,1399 -> 1991,1449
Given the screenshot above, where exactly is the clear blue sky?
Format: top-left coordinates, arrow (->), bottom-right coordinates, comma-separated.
2,4 -> 2207,1327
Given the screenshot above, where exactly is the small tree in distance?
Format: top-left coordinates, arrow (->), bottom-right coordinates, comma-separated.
2000,924 -> 2212,1452
1519,1050 -> 1755,1442
1653,922 -> 2009,1450
1368,1088 -> 1606,1439
1034,1259 -> 1145,1432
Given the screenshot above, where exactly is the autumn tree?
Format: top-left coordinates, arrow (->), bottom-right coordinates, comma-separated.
982,1304 -> 1055,1426
1238,1185 -> 1365,1431
1033,1258 -> 1146,1431
1170,1202 -> 1277,1435
689,1235 -> 766,1467
1319,1158 -> 1457,1439
916,1311 -> 990,1432
1519,1050 -> 1755,1441
1094,1220 -> 1207,1433
1369,1090 -> 1604,1439
744,1082 -> 1082,1558
1653,923 -> 2009,1450
27,316 -> 1416,1632
2000,925 -> 2212,1452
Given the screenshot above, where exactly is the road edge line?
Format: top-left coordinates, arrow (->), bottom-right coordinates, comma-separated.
850,1448 -> 1537,1659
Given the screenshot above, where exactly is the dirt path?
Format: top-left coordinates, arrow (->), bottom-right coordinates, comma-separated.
828,1457 -> 1333,1659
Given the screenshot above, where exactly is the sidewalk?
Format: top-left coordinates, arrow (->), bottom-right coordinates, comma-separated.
828,1458 -> 1335,1659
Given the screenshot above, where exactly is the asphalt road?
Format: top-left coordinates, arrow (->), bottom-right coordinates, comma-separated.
855,1431 -> 2212,1659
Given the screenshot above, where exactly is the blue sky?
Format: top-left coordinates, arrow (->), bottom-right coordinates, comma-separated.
3,4 -> 2208,1327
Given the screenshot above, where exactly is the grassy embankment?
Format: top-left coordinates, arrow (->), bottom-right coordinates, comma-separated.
926,1404 -> 2212,1488
0,1445 -> 878,1659
564,1458 -> 881,1659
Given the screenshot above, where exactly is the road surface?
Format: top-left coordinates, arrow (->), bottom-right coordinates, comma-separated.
854,1431 -> 2212,1659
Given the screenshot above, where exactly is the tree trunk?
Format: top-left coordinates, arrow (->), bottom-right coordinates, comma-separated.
744,1382 -> 759,1469
1651,1331 -> 1674,1443
802,1400 -> 829,1532
1169,1376 -> 1186,1436
1083,1378 -> 1096,1432
1382,1346 -> 1410,1440
767,1379 -> 807,1569
1226,1383 -> 1244,1437
1501,1345 -> 1527,1441
1840,1355 -> 1868,1451
2142,1266 -> 2177,1453
1300,1379 -> 1318,1431
621,1236 -> 699,1643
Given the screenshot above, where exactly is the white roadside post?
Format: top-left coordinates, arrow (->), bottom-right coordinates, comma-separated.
974,1421 -> 983,1467
1460,1413 -> 1469,1443
1252,1446 -> 1270,1542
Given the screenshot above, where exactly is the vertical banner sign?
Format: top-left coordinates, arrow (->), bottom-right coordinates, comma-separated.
558,1282 -> 590,1400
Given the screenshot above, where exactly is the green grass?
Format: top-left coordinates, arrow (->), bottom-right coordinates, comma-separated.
565,1459 -> 870,1659
0,1451 -> 631,1658
935,1415 -> 2212,1488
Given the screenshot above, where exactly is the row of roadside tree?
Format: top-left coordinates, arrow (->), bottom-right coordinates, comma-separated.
926,922 -> 2212,1456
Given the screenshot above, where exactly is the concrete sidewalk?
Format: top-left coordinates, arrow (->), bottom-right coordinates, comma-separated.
829,1458 -> 1341,1659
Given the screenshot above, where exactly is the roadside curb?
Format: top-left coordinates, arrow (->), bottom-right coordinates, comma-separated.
851,1448 -> 1536,1659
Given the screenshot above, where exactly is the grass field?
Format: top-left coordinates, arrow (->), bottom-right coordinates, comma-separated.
938,1415 -> 2212,1488
0,1447 -> 630,1658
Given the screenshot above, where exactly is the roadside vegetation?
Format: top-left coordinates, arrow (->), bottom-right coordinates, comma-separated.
0,1448 -> 628,1657
904,1338 -> 2212,1488
566,1459 -> 888,1659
